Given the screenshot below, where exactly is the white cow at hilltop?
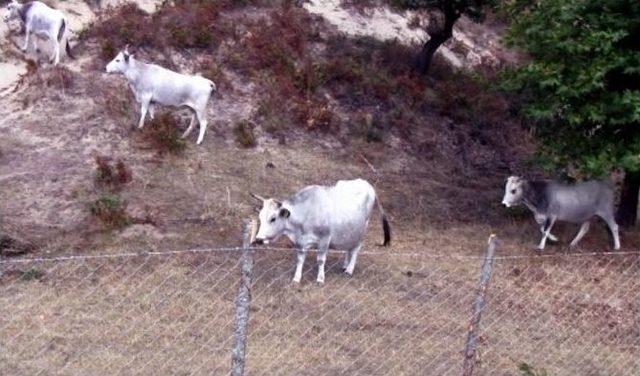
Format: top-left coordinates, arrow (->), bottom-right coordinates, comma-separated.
105,47 -> 217,145
252,178 -> 391,284
3,0 -> 74,65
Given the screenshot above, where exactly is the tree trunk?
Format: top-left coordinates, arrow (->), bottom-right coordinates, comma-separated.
617,170 -> 640,227
414,7 -> 460,75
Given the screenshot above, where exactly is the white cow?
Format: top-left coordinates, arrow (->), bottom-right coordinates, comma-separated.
3,0 -> 74,65
105,48 -> 216,145
252,178 -> 391,284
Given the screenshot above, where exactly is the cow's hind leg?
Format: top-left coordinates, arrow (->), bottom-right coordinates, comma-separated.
570,221 -> 590,247
599,213 -> 621,250
292,249 -> 307,284
195,108 -> 208,145
345,243 -> 362,276
181,113 -> 196,139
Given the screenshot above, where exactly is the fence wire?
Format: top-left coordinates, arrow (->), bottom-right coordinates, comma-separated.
0,246 -> 638,376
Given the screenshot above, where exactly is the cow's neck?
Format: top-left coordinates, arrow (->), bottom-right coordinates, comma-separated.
124,61 -> 142,86
522,180 -> 548,213
18,2 -> 33,23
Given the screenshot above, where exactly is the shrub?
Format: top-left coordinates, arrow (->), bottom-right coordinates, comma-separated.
349,113 -> 383,142
86,0 -> 233,61
89,195 -> 132,229
95,155 -> 132,191
20,268 -> 45,282
142,112 -> 187,155
233,120 -> 257,148
518,363 -> 550,376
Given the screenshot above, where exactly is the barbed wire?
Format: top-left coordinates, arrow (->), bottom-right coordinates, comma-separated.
2,245 -> 638,265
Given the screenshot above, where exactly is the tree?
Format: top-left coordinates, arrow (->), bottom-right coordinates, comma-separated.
502,0 -> 640,226
391,0 -> 491,74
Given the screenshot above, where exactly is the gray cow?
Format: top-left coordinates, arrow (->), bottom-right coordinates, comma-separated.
252,178 -> 391,284
502,176 -> 621,250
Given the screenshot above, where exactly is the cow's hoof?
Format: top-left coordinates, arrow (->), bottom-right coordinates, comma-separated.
316,280 -> 325,286
344,272 -> 353,278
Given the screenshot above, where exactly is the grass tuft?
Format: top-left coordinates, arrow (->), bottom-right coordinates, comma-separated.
233,120 -> 257,148
89,195 -> 132,229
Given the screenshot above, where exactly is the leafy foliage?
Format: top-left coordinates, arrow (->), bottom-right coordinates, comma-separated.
502,0 -> 640,177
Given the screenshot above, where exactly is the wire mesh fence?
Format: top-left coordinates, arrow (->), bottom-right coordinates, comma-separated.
0,238 -> 638,375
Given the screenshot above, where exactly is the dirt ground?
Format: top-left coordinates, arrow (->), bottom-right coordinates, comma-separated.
0,1 -> 638,375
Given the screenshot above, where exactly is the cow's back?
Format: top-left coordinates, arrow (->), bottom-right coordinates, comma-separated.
140,63 -> 211,105
547,180 -> 613,222
326,179 -> 376,249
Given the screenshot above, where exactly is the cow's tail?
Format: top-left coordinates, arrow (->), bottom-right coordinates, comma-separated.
375,194 -> 391,246
58,19 -> 75,60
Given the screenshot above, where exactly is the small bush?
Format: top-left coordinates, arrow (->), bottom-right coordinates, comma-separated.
518,363 -> 550,376
20,268 -> 45,282
89,195 -> 132,229
349,113 -> 383,142
142,112 -> 187,155
95,156 -> 132,191
233,120 -> 257,148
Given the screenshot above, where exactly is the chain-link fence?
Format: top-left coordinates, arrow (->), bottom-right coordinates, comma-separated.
0,232 -> 638,375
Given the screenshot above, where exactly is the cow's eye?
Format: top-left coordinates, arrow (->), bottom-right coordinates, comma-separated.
269,217 -> 276,223
511,189 -> 516,194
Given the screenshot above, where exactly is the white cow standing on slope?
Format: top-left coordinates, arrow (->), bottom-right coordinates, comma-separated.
105,48 -> 217,145
3,0 -> 74,65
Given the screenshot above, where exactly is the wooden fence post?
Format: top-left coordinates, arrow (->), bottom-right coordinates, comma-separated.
463,234 -> 498,376
231,220 -> 255,376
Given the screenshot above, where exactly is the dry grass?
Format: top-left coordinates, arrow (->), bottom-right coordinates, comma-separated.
0,250 -> 637,375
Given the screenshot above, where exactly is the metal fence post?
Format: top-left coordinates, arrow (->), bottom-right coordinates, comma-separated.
231,220 -> 255,376
463,234 -> 498,376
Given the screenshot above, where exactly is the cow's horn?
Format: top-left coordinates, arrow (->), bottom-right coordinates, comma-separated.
250,193 -> 265,202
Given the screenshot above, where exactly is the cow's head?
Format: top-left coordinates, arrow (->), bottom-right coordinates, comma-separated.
251,193 -> 290,245
502,176 -> 524,207
106,47 -> 133,74
3,1 -> 20,23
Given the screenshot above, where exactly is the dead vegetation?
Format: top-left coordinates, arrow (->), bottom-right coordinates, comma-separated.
141,112 -> 187,155
94,155 -> 132,191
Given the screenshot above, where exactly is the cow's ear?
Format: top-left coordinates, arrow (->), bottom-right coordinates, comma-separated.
279,208 -> 290,219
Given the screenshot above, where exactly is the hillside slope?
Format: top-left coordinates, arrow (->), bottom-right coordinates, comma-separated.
0,0 -> 635,257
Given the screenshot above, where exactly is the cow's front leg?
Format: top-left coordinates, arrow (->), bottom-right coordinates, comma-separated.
148,103 -> 155,120
22,27 -> 31,52
539,226 -> 559,242
292,248 -> 306,284
538,216 -> 557,250
50,37 -> 60,65
535,213 -> 558,242
316,240 -> 330,284
138,95 -> 152,129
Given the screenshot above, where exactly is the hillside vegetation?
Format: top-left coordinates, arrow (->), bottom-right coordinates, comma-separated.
0,0 -> 636,256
